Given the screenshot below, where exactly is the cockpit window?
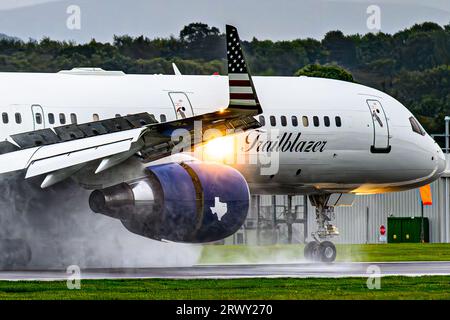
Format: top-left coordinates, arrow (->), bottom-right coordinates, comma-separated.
409,117 -> 425,136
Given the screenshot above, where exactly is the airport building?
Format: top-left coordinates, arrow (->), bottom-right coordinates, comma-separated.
227,154 -> 450,245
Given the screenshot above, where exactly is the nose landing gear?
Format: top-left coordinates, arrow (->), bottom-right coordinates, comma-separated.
305,195 -> 339,263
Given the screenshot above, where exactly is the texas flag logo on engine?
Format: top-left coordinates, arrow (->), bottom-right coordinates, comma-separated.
210,197 -> 228,221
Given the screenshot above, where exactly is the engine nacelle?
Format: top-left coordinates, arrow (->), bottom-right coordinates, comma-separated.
89,162 -> 250,243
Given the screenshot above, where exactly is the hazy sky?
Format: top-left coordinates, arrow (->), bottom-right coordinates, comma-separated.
0,0 -> 448,42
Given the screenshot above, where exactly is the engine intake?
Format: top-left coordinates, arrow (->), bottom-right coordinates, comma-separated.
89,162 -> 249,243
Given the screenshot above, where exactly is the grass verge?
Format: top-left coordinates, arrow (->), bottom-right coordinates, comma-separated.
1,276 -> 450,299
199,243 -> 450,264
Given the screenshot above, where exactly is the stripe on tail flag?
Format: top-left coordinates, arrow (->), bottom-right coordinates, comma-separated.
226,25 -> 262,115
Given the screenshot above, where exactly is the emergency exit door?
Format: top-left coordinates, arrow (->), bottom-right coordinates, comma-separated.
366,99 -> 390,153
169,92 -> 194,119
31,104 -> 45,130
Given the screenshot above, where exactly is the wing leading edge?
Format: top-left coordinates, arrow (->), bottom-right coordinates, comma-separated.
0,25 -> 262,188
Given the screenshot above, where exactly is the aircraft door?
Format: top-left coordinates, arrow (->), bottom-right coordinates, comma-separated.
366,99 -> 390,153
169,92 -> 194,119
31,104 -> 45,130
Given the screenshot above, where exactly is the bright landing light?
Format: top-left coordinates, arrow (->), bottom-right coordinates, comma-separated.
202,136 -> 236,162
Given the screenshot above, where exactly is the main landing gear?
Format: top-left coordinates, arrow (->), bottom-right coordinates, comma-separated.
304,195 -> 339,263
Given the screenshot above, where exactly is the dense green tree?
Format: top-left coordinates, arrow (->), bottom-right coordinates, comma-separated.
322,30 -> 357,66
385,65 -> 450,133
0,21 -> 448,136
178,23 -> 224,60
179,23 -> 220,43
295,64 -> 354,82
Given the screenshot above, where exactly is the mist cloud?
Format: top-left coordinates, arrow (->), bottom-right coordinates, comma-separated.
0,174 -> 201,269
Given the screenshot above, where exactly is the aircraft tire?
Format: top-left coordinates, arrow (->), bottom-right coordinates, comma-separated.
319,241 -> 336,263
304,241 -> 320,260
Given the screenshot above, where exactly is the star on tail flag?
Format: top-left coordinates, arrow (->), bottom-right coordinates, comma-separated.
226,25 -> 262,115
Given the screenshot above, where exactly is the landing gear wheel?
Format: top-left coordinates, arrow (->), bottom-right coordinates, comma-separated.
309,195 -> 340,263
318,241 -> 336,263
304,242 -> 319,260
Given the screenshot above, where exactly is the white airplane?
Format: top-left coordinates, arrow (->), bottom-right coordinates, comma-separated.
0,25 -> 445,262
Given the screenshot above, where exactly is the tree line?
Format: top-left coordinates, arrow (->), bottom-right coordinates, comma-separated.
0,22 -> 449,134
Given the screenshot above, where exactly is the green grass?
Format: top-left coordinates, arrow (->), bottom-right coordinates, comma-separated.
1,276 -> 450,299
199,243 -> 450,264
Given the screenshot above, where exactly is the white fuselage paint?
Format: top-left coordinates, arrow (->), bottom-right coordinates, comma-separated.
0,71 -> 445,195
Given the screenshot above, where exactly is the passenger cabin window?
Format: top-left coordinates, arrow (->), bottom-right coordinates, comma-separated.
259,116 -> 265,126
302,116 -> 309,127
93,114 -> 99,121
15,113 -> 22,124
160,114 -> 167,122
280,116 -> 287,127
409,117 -> 425,136
59,113 -> 66,124
48,113 -> 55,124
2,113 -> 8,124
313,116 -> 319,127
270,116 -> 276,126
70,113 -> 77,124
335,116 -> 342,127
292,116 -> 298,127
324,116 -> 330,127
35,113 -> 42,124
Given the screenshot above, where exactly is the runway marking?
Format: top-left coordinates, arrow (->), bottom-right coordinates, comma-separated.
1,261 -> 450,281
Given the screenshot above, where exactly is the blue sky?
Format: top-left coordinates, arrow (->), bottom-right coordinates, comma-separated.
0,0 -> 448,42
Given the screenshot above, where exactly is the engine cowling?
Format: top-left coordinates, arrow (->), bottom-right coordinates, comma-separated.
89,162 -> 250,243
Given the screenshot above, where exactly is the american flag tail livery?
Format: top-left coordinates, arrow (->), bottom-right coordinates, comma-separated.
226,25 -> 263,115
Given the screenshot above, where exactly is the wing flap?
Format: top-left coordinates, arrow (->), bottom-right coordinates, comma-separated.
27,127 -> 144,164
25,139 -> 134,178
0,127 -> 144,176
95,144 -> 143,174
0,147 -> 39,174
40,163 -> 87,188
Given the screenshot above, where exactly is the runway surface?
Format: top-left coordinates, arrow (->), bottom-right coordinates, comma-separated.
1,261 -> 450,280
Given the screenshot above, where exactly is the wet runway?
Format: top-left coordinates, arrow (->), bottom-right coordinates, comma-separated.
1,261 -> 450,280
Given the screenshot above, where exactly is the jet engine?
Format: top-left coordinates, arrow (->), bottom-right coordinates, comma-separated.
89,162 -> 250,243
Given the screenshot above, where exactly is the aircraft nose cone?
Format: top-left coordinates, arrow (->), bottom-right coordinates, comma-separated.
437,151 -> 446,176
432,140 -> 447,178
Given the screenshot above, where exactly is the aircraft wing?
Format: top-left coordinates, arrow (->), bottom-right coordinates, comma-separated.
0,25 -> 262,188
